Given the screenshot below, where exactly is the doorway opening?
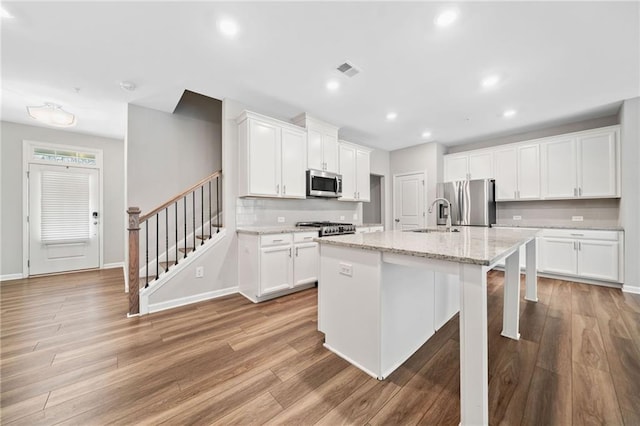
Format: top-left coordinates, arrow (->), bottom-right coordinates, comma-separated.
363,174 -> 384,226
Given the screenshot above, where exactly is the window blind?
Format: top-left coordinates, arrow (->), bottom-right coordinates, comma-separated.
41,170 -> 91,243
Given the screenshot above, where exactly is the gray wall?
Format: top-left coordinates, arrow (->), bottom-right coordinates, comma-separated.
619,97 -> 640,293
126,104 -> 222,212
447,114 -> 620,154
0,121 -> 125,276
363,175 -> 382,225
390,142 -> 444,227
370,148 -> 392,230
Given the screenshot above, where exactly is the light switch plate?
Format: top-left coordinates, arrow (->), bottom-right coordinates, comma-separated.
277,217 -> 285,223
572,216 -> 584,222
339,262 -> 353,277
195,266 -> 204,278
513,215 -> 522,221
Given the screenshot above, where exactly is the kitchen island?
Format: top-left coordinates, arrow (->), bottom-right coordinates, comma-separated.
316,226 -> 540,426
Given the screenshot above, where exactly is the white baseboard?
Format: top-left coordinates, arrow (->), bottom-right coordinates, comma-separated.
622,285 -> 640,294
103,262 -> 124,270
147,286 -> 239,314
0,273 -> 23,282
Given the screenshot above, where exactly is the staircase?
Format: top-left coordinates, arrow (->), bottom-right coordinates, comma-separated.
127,171 -> 222,315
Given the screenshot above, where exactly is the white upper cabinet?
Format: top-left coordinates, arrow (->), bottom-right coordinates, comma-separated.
444,155 -> 469,182
338,141 -> 371,202
492,144 -> 539,201
493,147 -> 518,201
541,126 -> 619,199
293,114 -> 339,173
444,151 -> 493,182
541,136 -> 577,199
237,111 -> 307,199
577,128 -> 618,198
517,144 -> 541,200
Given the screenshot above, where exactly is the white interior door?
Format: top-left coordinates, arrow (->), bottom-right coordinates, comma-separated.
29,163 -> 100,275
393,172 -> 425,230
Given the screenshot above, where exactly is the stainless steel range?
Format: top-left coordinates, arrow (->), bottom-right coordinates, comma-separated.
296,221 -> 356,237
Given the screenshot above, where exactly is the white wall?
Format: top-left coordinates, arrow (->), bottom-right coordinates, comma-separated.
126,104 -> 222,212
619,97 -> 640,293
390,142 -> 444,227
370,148 -> 392,230
0,121 -> 125,277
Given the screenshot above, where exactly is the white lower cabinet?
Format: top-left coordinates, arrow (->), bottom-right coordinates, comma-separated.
538,229 -> 622,283
239,231 -> 319,302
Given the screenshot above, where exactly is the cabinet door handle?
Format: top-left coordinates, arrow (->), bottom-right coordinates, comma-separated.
357,192 -> 360,199
573,241 -> 577,250
289,248 -> 292,257
578,241 -> 582,250
283,185 -> 286,195
295,247 -> 299,256
578,187 -> 582,196
276,184 -> 280,194
574,188 -> 577,196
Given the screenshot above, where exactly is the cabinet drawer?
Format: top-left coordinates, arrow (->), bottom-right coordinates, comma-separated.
260,233 -> 293,247
293,232 -> 318,243
541,229 -> 619,241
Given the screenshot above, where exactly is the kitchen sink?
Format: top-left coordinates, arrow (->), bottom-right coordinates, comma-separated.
408,228 -> 460,233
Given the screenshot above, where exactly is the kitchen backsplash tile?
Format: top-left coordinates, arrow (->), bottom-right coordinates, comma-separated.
496,199 -> 620,228
237,198 -> 362,226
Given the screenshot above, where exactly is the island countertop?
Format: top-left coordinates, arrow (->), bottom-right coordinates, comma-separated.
315,227 -> 540,266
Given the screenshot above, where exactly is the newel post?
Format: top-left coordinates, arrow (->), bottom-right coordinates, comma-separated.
127,207 -> 141,316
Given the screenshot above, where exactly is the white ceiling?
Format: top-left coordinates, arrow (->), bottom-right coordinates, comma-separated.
2,2 -> 639,150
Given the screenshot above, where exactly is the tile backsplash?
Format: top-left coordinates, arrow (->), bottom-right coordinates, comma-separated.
496,198 -> 620,228
237,197 -> 363,226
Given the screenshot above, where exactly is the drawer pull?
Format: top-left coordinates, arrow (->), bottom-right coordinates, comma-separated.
570,233 -> 584,237
272,239 -> 283,242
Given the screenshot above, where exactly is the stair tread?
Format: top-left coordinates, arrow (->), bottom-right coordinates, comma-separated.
178,247 -> 195,253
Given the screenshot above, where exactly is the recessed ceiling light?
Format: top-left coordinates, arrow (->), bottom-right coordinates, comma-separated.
218,18 -> 239,38
503,109 -> 517,118
386,112 -> 397,121
421,131 -> 432,139
27,103 -> 76,127
119,81 -> 137,91
1,7 -> 14,19
435,9 -> 458,27
326,80 -> 339,92
482,75 -> 501,88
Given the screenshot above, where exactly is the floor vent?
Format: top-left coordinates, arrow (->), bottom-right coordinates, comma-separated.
337,61 -> 361,77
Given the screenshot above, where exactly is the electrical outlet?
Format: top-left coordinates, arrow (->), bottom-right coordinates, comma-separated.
339,215 -> 345,221
339,262 -> 353,277
277,216 -> 285,223
572,216 -> 584,222
195,266 -> 204,278
353,213 -> 358,220
513,215 -> 522,221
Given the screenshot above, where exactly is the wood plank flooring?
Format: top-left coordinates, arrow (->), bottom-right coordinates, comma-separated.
2,268 -> 640,425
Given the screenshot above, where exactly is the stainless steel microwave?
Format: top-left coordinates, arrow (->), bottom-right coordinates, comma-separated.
306,169 -> 342,198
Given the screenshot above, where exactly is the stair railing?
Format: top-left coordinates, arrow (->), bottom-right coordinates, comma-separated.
127,171 -> 222,315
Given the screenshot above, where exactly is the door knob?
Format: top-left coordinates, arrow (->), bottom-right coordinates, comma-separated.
395,218 -> 400,222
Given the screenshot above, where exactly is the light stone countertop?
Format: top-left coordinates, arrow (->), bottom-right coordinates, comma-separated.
236,226 -> 321,235
360,223 -> 384,227
315,227 -> 540,266
493,224 -> 624,231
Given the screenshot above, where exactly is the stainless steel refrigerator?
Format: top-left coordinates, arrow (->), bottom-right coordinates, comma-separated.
436,179 -> 496,226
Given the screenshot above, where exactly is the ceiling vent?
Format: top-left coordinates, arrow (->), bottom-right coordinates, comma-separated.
336,61 -> 361,77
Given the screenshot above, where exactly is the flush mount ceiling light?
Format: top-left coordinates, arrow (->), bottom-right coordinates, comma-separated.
218,18 -> 239,38
1,6 -> 14,19
386,112 -> 398,121
326,80 -> 340,92
435,9 -> 459,27
502,109 -> 517,118
421,131 -> 432,139
27,103 -> 76,127
482,75 -> 501,88
119,81 -> 136,91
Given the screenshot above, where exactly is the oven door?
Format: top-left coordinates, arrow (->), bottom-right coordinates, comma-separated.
307,170 -> 342,198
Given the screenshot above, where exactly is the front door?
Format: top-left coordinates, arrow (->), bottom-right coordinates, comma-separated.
28,163 -> 100,275
393,172 -> 426,230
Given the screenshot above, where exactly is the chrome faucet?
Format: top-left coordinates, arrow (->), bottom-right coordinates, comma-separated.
428,198 -> 452,231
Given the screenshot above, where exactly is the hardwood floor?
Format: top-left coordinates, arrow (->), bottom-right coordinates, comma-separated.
2,269 -> 640,425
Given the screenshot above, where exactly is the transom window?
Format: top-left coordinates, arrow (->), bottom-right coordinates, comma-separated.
33,147 -> 97,166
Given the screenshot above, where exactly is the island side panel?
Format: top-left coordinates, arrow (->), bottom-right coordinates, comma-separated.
459,262 -> 489,426
380,263 -> 435,379
319,244 -> 383,379
434,272 -> 460,330
525,238 -> 538,302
